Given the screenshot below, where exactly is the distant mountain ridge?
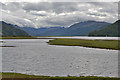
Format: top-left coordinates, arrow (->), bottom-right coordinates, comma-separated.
15,21 -> 111,36
60,21 -> 111,36
88,20 -> 120,37
15,26 -> 66,36
1,21 -> 30,37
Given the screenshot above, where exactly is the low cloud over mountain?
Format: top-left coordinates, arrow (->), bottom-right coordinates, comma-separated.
0,2 -> 118,28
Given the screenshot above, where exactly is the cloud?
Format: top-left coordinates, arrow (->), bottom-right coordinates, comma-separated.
1,2 -> 118,28
0,0 -> 120,2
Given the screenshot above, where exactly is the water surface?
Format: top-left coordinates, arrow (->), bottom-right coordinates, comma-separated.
2,38 -> 118,77
38,36 -> 119,40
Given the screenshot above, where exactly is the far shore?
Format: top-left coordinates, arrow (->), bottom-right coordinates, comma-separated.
0,46 -> 16,47
1,37 -> 37,39
1,36 -> 119,50
1,36 -> 57,39
1,36 -> 119,40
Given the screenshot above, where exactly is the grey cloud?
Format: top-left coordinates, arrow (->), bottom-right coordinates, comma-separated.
89,2 -> 118,13
23,2 -> 83,13
88,13 -> 107,17
2,2 -> 23,11
1,2 -> 118,28
23,3 -> 53,12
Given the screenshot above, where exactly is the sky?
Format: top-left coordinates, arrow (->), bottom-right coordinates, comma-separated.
0,1 -> 119,28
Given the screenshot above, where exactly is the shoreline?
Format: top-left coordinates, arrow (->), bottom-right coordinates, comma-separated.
1,36 -> 119,40
2,72 -> 120,79
2,37 -> 119,50
1,37 -> 37,39
48,38 -> 119,50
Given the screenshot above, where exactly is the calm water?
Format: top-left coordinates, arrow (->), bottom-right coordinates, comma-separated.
2,38 -> 118,77
38,36 -> 119,40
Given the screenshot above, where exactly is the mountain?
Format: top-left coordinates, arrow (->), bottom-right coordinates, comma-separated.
15,26 -> 66,36
61,21 -> 111,36
88,20 -> 120,37
15,21 -> 111,36
1,21 -> 30,37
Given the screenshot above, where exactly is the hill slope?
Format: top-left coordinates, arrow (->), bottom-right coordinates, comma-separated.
1,21 -> 30,37
88,20 -> 120,37
61,21 -> 111,36
17,27 -> 66,36
17,21 -> 110,36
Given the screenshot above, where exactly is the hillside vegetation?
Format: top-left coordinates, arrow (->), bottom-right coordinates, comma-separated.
89,20 -> 120,37
1,21 -> 30,37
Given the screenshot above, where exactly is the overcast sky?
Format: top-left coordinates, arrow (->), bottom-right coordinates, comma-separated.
0,2 -> 119,28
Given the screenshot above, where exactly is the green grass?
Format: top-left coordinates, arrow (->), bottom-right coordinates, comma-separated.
1,72 -> 120,80
37,36 -> 72,37
1,37 -> 37,39
2,72 -> 50,78
48,38 -> 119,50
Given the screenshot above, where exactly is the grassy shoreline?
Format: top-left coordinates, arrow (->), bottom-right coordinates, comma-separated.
1,37 -> 37,39
1,37 -> 56,39
48,38 -> 119,50
1,72 -> 120,80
